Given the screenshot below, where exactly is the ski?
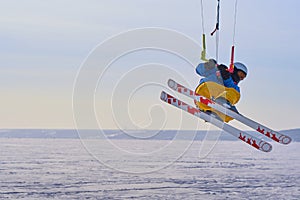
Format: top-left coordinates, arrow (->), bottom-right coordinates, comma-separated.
160,91 -> 272,152
167,79 -> 292,145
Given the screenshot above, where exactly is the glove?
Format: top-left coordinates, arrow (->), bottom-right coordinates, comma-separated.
204,59 -> 217,70
217,64 -> 231,80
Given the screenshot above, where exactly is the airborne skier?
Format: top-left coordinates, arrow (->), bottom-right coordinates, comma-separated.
159,0 -> 292,152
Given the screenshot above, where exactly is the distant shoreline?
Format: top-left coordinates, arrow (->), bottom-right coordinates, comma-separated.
0,129 -> 299,142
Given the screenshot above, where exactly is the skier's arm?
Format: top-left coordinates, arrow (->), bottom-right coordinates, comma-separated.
223,77 -> 240,93
195,59 -> 217,77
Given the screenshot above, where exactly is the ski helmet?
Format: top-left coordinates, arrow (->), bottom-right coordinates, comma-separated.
234,62 -> 248,75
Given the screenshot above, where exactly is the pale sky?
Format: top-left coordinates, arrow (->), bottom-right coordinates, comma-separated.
1,0 -> 299,130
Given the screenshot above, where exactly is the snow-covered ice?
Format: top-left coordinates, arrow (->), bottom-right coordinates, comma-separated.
0,138 -> 299,199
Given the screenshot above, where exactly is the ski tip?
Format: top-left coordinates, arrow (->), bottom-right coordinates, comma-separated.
160,91 -> 167,101
280,135 -> 292,145
261,142 -> 272,153
167,79 -> 176,89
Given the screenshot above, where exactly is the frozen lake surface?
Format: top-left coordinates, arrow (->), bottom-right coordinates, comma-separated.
0,138 -> 299,199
